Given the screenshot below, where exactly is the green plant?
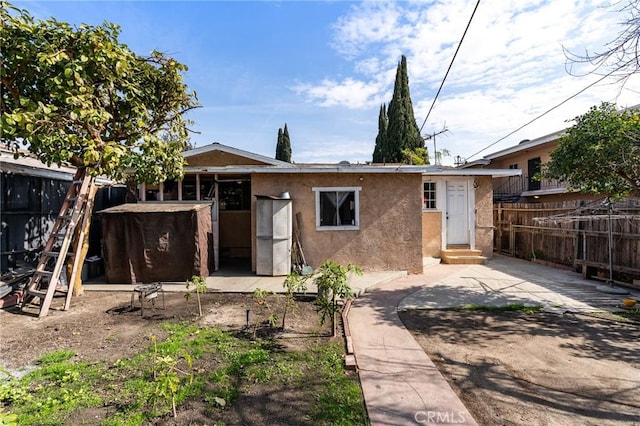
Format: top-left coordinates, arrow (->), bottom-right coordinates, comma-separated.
150,335 -> 194,418
0,407 -> 18,426
0,321 -> 367,424
282,261 -> 362,335
37,349 -> 76,365
252,288 -> 278,329
185,275 -> 207,317
524,250 -> 546,261
313,261 -> 362,336
281,272 -> 309,330
0,351 -> 103,424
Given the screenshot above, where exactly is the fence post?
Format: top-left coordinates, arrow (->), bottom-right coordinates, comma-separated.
581,230 -> 589,279
496,203 -> 503,252
509,222 -> 515,257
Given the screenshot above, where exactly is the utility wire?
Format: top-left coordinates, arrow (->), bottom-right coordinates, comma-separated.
465,58 -> 636,162
419,0 -> 481,134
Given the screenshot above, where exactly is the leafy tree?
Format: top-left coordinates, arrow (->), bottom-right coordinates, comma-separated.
543,102 -> 640,199
1,2 -> 199,184
400,147 -> 429,165
372,104 -> 387,163
564,0 -> 640,84
275,123 -> 292,162
1,2 -> 199,288
372,55 -> 426,163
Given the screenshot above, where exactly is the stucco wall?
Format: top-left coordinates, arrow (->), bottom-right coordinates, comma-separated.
186,151 -> 267,167
251,173 -> 424,274
490,141 -> 556,170
474,175 -> 494,258
422,211 -> 442,257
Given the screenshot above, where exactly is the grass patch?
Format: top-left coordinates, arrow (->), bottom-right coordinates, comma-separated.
37,349 -> 77,365
0,351 -> 103,425
1,323 -> 367,425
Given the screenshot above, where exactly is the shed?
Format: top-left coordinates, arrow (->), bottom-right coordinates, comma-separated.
99,203 -> 213,283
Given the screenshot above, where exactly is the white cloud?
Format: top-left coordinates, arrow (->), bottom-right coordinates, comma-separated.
292,77 -> 386,109
292,0 -> 640,163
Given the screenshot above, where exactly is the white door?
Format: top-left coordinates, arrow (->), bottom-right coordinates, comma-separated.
446,181 -> 469,245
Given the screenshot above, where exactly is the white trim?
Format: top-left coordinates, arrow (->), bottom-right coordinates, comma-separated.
183,165 -> 520,177
422,180 -> 437,211
443,178 -> 474,247
312,186 -> 361,231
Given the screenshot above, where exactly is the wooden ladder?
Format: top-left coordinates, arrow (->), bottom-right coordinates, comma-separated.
22,167 -> 96,318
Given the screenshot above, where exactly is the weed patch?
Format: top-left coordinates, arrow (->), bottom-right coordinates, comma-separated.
1,322 -> 366,425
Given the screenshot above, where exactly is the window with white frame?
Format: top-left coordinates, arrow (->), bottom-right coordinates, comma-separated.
313,187 -> 360,230
423,181 -> 436,210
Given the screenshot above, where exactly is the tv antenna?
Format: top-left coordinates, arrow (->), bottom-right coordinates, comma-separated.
422,124 -> 449,165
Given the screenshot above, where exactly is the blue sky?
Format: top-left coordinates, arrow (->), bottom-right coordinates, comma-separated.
16,0 -> 640,165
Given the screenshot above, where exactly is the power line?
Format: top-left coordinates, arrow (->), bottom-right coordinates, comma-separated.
464,59 -> 636,162
419,0 -> 481,134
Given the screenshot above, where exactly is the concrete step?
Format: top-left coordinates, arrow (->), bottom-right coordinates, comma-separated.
440,249 -> 487,265
441,249 -> 483,257
441,255 -> 487,265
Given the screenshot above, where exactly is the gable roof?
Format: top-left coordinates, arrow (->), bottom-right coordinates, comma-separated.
182,143 -> 519,177
482,103 -> 640,162
183,142 -> 294,167
482,129 -> 566,160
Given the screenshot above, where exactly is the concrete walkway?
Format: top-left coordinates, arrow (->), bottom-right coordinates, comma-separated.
348,265 -> 478,426
347,255 -> 639,426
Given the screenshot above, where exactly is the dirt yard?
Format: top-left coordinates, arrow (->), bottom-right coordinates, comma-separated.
3,291 -> 640,425
400,309 -> 640,426
1,291 -> 334,370
0,290 -> 359,425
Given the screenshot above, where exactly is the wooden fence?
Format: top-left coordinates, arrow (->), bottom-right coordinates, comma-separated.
494,199 -> 640,283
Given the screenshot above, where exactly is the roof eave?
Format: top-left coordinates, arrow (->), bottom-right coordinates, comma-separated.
183,142 -> 294,167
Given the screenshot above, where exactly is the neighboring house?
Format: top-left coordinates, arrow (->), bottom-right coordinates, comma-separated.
0,146 -> 124,274
462,130 -> 580,203
473,104 -> 640,203
127,143 -> 518,277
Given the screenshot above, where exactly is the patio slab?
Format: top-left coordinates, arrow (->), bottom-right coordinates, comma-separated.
83,270 -> 407,296
399,254 -> 640,312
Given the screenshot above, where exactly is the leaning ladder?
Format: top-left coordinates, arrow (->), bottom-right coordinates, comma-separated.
23,167 -> 96,318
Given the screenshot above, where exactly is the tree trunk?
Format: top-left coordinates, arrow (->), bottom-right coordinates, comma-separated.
66,181 -> 98,296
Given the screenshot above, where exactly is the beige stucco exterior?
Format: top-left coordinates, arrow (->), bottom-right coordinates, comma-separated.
473,175 -> 494,258
251,173 -> 424,274
421,212 -> 441,257
488,141 -> 555,171
132,144 -> 505,276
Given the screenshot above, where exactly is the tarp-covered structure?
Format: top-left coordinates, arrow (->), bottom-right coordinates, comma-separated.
100,203 -> 212,283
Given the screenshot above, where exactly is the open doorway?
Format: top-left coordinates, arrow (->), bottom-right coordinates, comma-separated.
217,176 -> 252,272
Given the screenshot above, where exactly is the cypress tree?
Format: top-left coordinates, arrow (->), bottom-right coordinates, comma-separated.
275,127 -> 283,159
282,123 -> 292,162
381,55 -> 424,163
275,124 -> 292,162
372,104 -> 388,163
